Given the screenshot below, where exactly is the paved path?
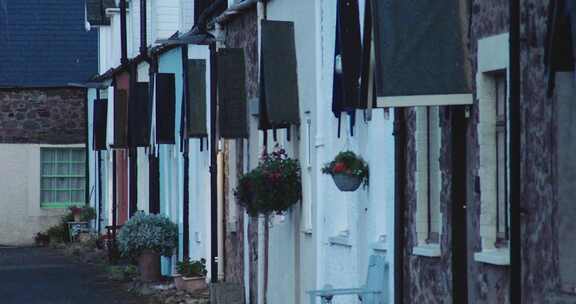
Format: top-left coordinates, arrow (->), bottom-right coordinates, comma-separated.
0,246 -> 148,304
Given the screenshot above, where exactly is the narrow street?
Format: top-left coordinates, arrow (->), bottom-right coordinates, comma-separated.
0,247 -> 146,304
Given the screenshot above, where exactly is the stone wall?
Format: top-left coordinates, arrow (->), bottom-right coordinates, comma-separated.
467,1 -> 511,303
0,87 -> 86,144
222,8 -> 259,303
403,0 -> 511,302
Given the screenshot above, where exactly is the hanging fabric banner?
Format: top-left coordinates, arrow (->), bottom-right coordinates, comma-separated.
217,48 -> 248,138
187,59 -> 208,138
155,73 -> 176,144
128,82 -> 150,147
93,99 -> 108,151
371,0 -> 472,107
332,0 -> 361,136
260,20 -> 300,130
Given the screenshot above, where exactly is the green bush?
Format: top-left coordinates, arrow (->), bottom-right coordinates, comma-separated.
117,212 -> 178,258
176,258 -> 207,277
46,224 -> 68,244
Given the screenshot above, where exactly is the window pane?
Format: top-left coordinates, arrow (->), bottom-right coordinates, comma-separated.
71,163 -> 84,176
70,178 -> 84,189
71,190 -> 84,203
55,177 -> 70,189
71,150 -> 85,162
42,150 -> 56,163
41,163 -> 56,176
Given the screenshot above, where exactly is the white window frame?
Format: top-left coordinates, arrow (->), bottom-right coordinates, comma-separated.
39,145 -> 86,209
474,33 -> 511,266
413,106 -> 442,257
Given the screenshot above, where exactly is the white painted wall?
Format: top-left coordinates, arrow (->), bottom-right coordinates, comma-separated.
153,0 -> 182,40
187,44 -> 212,280
0,144 -> 84,246
257,0 -> 395,303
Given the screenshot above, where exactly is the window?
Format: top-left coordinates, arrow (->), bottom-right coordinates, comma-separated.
474,33 -> 510,266
413,106 -> 442,257
494,74 -> 509,248
40,148 -> 86,208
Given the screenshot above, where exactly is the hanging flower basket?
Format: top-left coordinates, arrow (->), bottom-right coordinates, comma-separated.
235,146 -> 302,217
322,151 -> 369,192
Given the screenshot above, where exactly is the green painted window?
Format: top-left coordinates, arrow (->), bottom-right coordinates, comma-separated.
40,148 -> 86,208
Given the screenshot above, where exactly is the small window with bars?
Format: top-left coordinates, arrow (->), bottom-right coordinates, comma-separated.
40,148 -> 86,208
494,74 -> 509,248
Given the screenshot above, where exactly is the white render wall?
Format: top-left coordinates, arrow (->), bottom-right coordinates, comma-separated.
260,0 -> 395,303
0,144 -> 83,246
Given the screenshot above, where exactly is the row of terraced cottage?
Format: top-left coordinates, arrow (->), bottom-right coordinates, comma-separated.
1,0 -> 575,303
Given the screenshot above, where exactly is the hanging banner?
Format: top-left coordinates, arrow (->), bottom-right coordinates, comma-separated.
260,20 -> 301,130
155,73 -> 176,144
217,48 -> 248,138
372,0 -> 472,107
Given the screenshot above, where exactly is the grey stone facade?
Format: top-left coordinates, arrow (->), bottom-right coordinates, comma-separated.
401,0 -> 576,302
0,87 -> 86,144
222,8 -> 259,303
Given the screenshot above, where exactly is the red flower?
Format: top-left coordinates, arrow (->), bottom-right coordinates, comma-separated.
333,162 -> 347,174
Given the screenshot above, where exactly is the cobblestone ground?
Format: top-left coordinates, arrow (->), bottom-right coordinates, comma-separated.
0,246 -> 149,304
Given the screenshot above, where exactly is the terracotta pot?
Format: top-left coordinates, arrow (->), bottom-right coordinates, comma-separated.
332,174 -> 363,192
73,214 -> 81,222
174,275 -> 207,293
138,250 -> 161,282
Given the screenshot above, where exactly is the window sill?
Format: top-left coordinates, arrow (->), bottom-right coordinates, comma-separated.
329,232 -> 352,248
412,243 -> 441,257
372,235 -> 388,253
474,248 -> 510,266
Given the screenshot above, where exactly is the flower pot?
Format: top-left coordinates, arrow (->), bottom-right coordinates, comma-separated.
73,214 -> 81,222
332,174 -> 363,192
137,250 -> 161,282
174,275 -> 207,293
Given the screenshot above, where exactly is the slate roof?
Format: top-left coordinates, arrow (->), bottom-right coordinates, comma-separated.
0,0 -> 98,87
86,0 -> 116,26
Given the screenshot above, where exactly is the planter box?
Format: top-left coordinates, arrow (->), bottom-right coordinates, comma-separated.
138,250 -> 161,282
174,275 -> 208,293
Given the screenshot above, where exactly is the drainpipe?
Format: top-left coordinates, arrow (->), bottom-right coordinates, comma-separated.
96,89 -> 103,234
84,89 -> 90,208
209,41 -> 219,283
509,0 -> 521,302
120,0 -> 128,64
217,151 -> 225,281
139,0 -> 147,55
393,109 -> 406,304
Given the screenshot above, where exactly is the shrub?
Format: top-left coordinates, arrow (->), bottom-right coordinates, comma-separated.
80,207 -> 96,221
234,147 -> 301,216
46,224 -> 68,244
322,151 -> 369,187
117,212 -> 178,258
176,258 -> 207,278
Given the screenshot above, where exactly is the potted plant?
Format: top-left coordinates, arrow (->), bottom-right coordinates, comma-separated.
322,151 -> 369,192
117,212 -> 178,282
69,206 -> 83,222
80,206 -> 96,222
174,258 -> 208,293
235,147 -> 302,216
